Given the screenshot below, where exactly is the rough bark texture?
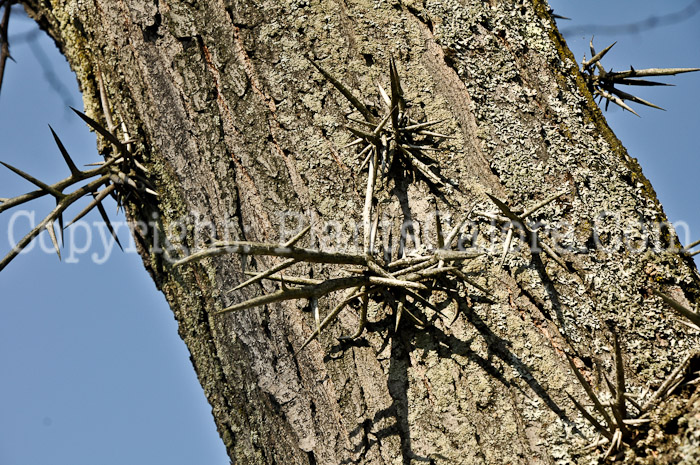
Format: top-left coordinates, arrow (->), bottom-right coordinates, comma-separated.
20,0 -> 700,463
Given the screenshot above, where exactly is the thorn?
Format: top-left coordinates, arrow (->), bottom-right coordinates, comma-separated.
622,418 -> 650,426
124,175 -> 141,191
0,161 -> 64,198
583,41 -> 616,69
566,392 -> 614,440
121,122 -> 134,153
306,57 -> 376,124
603,430 -> 622,460
94,197 -> 124,251
347,126 -> 380,146
311,298 -> 321,337
369,200 -> 380,254
402,120 -> 444,131
433,200 -> 444,249
246,273 -> 320,286
340,289 -> 368,340
56,199 -> 64,246
394,297 -> 404,332
448,268 -> 491,296
486,193 -> 568,269
551,13 -> 570,20
389,57 -> 403,132
589,37 -> 597,63
387,255 -> 431,270
650,288 -> 700,327
500,227 -> 513,266
368,276 -> 428,290
580,437 -> 610,453
389,57 -> 405,112
342,138 -> 364,149
522,191 -> 566,218
216,276 -> 369,315
400,143 -> 443,152
173,241 -> 369,268
280,273 -> 289,291
566,354 -> 615,429
96,66 -> 116,132
641,352 -> 694,412
392,255 -> 438,276
377,82 -> 391,107
45,221 -> 61,260
232,258 -> 299,292
296,287 -> 365,353
71,107 -> 126,151
0,175 -> 107,271
612,78 -> 674,87
608,67 -> 700,79
612,332 -> 627,422
623,393 -> 643,414
443,209 -> 473,248
414,129 -> 455,139
283,224 -> 312,248
403,288 -> 440,313
539,239 -> 569,271
447,297 -> 462,327
595,88 -> 640,116
486,193 -> 522,223
341,267 -> 365,274
371,107 -> 396,136
66,184 -> 116,228
49,126 -> 81,175
683,238 -> 700,252
399,301 -> 426,328
363,145 -> 378,254
132,159 -> 149,174
358,145 -> 373,171
398,145 -> 444,186
606,86 -> 665,111
346,117 -> 375,128
602,372 -> 617,400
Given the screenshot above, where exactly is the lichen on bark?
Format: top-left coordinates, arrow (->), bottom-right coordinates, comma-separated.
17,0 -> 700,463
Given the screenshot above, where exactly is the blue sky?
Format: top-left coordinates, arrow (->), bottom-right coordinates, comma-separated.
0,2 -> 698,464
0,7 -> 229,465
551,0 -> 700,251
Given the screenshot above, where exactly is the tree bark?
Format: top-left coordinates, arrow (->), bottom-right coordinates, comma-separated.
20,0 -> 700,463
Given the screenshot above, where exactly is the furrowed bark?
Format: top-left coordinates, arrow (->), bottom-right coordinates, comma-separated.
19,0 -> 700,463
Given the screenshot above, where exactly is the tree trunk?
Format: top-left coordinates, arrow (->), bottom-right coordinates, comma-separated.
20,0 -> 700,463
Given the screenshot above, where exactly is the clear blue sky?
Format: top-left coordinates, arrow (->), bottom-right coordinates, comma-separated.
0,2 -> 698,464
0,6 -> 229,465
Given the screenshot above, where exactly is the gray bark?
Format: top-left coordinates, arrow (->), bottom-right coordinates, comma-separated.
20,0 -> 700,463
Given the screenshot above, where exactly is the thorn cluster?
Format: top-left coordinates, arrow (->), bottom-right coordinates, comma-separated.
567,333 -> 648,460
172,58 -> 502,351
581,38 -> 700,116
174,219 -> 486,352
568,333 -> 697,460
0,107 -> 156,271
308,57 -> 451,189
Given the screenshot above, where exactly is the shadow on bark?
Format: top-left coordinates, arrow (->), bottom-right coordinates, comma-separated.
327,277 -> 580,464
